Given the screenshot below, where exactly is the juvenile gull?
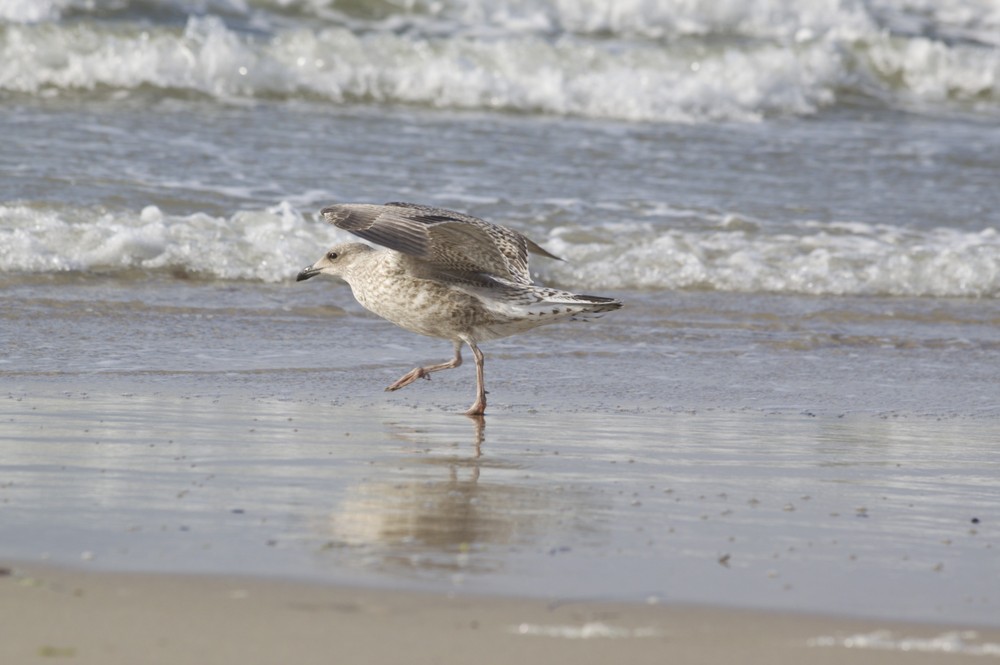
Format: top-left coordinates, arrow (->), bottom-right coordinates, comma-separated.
296,202 -> 622,416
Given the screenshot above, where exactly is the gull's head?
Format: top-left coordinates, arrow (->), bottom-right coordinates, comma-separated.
296,243 -> 373,283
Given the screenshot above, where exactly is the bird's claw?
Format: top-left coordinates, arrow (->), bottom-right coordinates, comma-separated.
386,367 -> 428,392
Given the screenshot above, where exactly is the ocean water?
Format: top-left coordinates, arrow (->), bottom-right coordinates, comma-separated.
4,0 -> 1000,406
2,0 -> 1000,294
2,0 -> 1000,622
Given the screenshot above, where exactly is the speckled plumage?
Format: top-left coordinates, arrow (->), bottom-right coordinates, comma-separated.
297,202 -> 622,416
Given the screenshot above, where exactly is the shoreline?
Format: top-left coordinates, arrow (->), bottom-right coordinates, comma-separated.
3,388 -> 998,627
4,562 -> 999,665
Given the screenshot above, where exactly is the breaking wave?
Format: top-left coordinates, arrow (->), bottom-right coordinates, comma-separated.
2,201 -> 997,297
1,0 -> 998,122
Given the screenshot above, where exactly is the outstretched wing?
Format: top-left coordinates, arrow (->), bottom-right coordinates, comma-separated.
320,202 -> 560,285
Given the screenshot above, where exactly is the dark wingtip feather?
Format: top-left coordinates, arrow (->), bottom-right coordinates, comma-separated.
320,204 -> 354,227
524,236 -> 563,262
577,295 -> 623,308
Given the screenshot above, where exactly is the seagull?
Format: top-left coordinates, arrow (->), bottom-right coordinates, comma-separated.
296,202 -> 622,416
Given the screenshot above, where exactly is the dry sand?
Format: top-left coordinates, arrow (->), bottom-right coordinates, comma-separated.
3,563 -> 999,665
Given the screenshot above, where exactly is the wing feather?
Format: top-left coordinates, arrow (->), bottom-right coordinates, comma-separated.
320,202 -> 560,284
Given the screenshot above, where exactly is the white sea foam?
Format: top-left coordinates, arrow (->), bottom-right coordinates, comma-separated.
0,201 -> 344,282
3,202 -> 997,298
542,218 -> 1000,297
1,0 -> 998,122
0,0 -> 66,23
809,630 -> 1000,657
510,622 -> 660,639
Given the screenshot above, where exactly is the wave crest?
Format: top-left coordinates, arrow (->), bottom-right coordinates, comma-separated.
0,201 -> 338,282
2,5 -> 998,122
544,220 -> 1000,297
3,202 -> 997,297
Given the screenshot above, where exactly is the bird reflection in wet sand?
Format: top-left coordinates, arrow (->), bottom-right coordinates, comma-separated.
318,416 -> 594,577
296,202 -> 622,415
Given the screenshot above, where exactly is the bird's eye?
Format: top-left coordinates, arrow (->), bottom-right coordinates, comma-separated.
327,251 -> 338,260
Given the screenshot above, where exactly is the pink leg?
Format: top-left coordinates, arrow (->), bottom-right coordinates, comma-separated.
386,341 -> 463,392
464,341 -> 487,416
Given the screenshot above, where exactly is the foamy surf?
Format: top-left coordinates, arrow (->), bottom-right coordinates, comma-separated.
0,202 -> 344,282
544,219 -> 1000,298
2,202 -> 997,298
2,0 -> 998,122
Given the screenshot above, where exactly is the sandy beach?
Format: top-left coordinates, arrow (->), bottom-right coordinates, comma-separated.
4,562 -> 1000,665
3,373 -> 999,664
4,278 -> 1000,644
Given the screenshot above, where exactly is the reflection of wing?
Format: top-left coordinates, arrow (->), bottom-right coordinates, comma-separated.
321,202 -> 560,285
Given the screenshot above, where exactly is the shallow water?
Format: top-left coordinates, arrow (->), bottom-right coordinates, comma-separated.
3,276 -> 1000,624
3,276 -> 999,416
4,102 -> 1000,296
2,388 -> 998,625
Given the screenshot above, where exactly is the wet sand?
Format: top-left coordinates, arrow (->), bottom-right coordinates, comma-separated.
4,563 -> 1000,665
3,386 -> 998,622
3,280 -> 999,660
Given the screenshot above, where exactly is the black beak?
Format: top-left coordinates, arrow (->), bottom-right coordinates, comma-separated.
296,266 -> 321,282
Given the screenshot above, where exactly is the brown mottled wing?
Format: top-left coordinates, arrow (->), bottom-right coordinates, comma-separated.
320,202 -> 559,285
